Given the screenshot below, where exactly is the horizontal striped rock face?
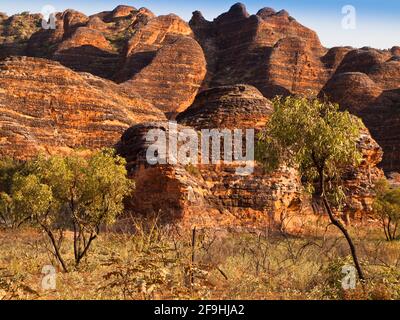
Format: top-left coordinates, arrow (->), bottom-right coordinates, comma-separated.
0,4 -> 396,225
189,4 -> 400,173
117,85 -> 384,226
0,56 -> 165,158
321,50 -> 400,173
25,7 -> 207,117
116,94 -> 303,228
189,4 -> 327,97
1,4 -> 399,171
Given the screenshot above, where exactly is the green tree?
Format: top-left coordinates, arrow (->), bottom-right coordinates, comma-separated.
10,174 -> 68,269
373,179 -> 400,241
256,96 -> 366,280
0,158 -> 27,228
0,149 -> 133,272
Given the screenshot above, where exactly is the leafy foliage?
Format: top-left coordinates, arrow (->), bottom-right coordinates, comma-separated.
0,158 -> 27,228
0,149 -> 133,271
256,96 -> 363,199
373,179 -> 400,241
256,96 -> 366,280
1,13 -> 41,42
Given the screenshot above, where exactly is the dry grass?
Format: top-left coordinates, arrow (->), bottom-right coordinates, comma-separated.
1,215 -> 400,300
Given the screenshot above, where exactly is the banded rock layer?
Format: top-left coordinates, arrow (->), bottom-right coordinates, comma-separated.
190,3 -> 328,97
321,47 -> 400,172
25,7 -> 207,116
0,4 -> 395,226
1,4 -> 399,172
0,56 -> 165,158
190,4 -> 399,172
118,85 -> 383,226
0,12 -> 41,60
118,85 -> 302,227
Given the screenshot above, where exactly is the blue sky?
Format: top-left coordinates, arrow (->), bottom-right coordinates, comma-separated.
1,0 -> 399,49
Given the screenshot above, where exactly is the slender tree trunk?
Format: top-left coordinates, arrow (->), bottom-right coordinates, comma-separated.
321,195 -> 365,280
388,217 -> 393,241
319,170 -> 365,281
0,212 -> 7,225
16,215 -> 31,228
191,227 -> 197,287
382,217 -> 390,241
75,233 -> 97,266
41,224 -> 68,273
73,222 -> 78,261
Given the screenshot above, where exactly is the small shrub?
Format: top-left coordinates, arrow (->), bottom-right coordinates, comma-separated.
0,149 -> 133,272
373,179 -> 400,241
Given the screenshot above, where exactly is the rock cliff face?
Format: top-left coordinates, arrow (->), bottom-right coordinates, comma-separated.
342,130 -> 384,219
119,34 -> 206,117
321,72 -> 383,113
2,4 -> 398,172
27,8 -> 138,77
25,8 -> 206,117
0,4 -> 395,225
321,47 -> 400,172
117,85 -> 383,226
0,56 -> 165,158
0,13 -> 41,60
113,13 -> 206,116
190,3 -> 327,97
189,4 -> 399,172
117,86 -> 303,227
177,84 -> 272,129
177,85 -> 303,226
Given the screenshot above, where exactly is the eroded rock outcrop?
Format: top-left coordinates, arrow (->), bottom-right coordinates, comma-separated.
357,89 -> 400,172
343,130 -> 385,219
335,48 -> 389,74
177,84 -> 272,129
190,3 -> 327,97
321,47 -> 353,72
117,86 -> 303,227
116,122 -> 220,225
115,14 -> 194,82
0,12 -> 41,60
177,85 -> 303,225
0,56 -> 165,158
321,47 -> 400,172
189,4 -> 399,173
24,7 -> 206,117
0,4 -> 396,225
2,4 -> 398,173
181,86 -> 384,221
27,9 -> 122,78
54,26 -> 119,79
368,59 -> 400,90
119,33 -> 207,117
117,85 -> 383,226
321,72 -> 383,113
265,37 -> 328,96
